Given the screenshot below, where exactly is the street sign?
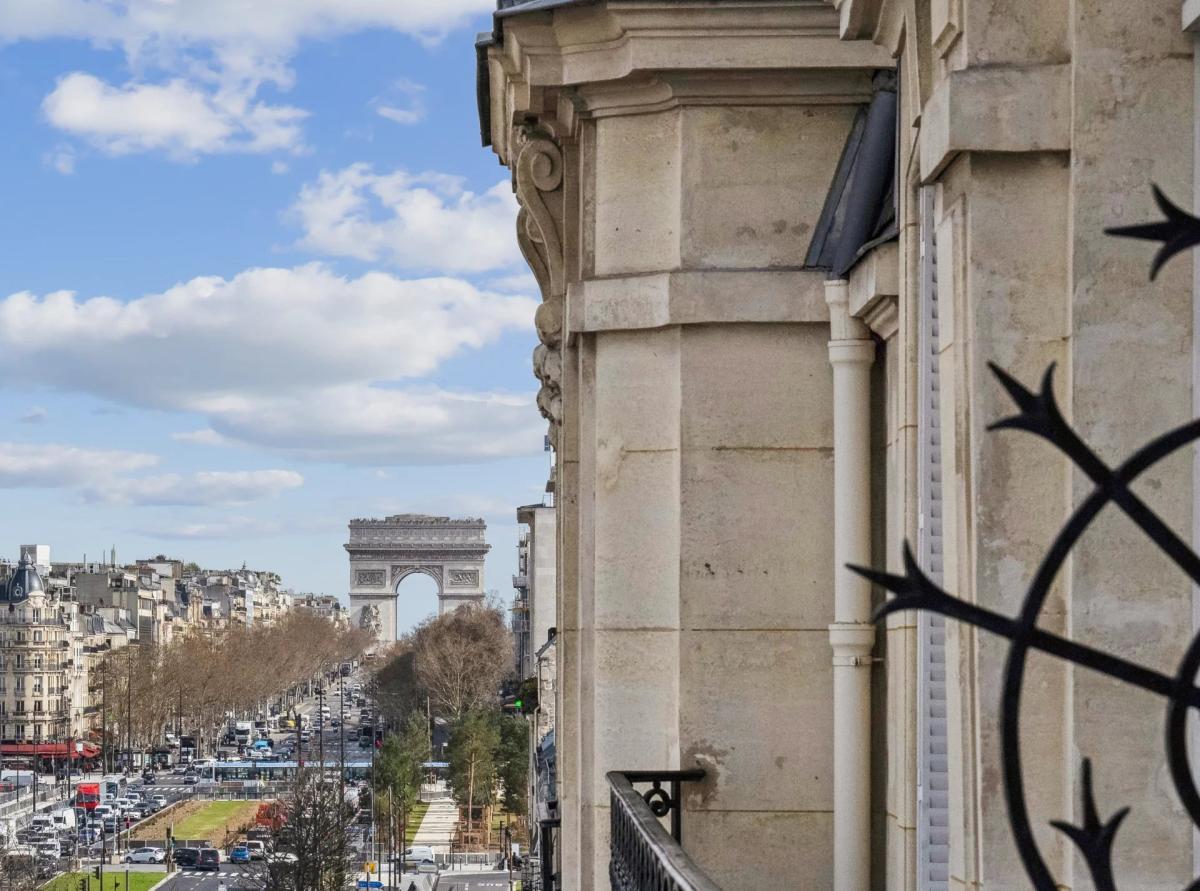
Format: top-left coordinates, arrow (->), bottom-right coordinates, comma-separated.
357,882 -> 383,889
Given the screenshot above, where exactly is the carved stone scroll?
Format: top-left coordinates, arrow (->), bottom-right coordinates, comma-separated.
514,130 -> 567,434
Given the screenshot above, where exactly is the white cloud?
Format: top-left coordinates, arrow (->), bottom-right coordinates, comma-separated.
0,264 -> 541,464
86,469 -> 303,505
171,429 -> 229,446
486,272 -> 540,294
0,1 -> 494,47
270,160 -> 289,175
12,1 -> 492,161
291,165 -> 520,274
0,442 -> 158,488
133,513 -> 341,540
18,407 -> 47,424
44,145 -> 76,174
372,79 -> 426,126
135,516 -> 286,540
43,72 -> 307,159
199,385 -> 544,465
0,440 -> 301,505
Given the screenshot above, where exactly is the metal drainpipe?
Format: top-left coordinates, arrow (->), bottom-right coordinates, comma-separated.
825,278 -> 875,891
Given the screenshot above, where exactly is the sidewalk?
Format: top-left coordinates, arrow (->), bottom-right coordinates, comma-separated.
411,796 -> 457,854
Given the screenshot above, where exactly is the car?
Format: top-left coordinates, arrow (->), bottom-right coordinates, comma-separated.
196,848 -> 220,872
181,775 -> 198,785
141,772 -> 156,785
241,839 -> 266,860
35,841 -> 60,860
125,791 -> 142,802
125,809 -> 144,822
229,845 -> 251,863
403,845 -> 435,865
77,827 -> 99,844
126,847 -> 165,864
173,847 -> 200,868
151,795 -> 167,809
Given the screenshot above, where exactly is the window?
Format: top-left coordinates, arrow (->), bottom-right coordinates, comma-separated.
32,630 -> 41,643
31,610 -> 41,623
33,701 -> 42,713
14,655 -> 23,669
15,724 -> 24,738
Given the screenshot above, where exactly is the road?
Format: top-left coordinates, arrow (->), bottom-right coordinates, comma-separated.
145,862 -> 260,889
437,871 -> 516,890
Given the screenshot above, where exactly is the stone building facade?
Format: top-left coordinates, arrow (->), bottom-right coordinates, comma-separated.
0,554 -> 88,745
478,0 -> 1197,888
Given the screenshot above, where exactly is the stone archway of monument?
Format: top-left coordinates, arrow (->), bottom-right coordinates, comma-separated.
391,564 -> 444,593
346,514 -> 492,648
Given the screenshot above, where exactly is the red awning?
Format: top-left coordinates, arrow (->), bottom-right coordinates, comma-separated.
0,742 -> 100,759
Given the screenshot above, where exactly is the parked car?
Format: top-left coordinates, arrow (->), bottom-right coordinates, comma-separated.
196,848 -> 220,872
229,846 -> 251,863
242,839 -> 266,860
127,847 -> 165,864
174,847 -> 200,867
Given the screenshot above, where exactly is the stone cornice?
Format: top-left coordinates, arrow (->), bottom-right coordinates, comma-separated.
486,1 -> 893,161
568,269 -> 831,334
919,63 -> 1071,181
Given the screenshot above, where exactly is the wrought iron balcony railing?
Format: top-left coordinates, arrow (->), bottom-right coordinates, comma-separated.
607,769 -> 720,891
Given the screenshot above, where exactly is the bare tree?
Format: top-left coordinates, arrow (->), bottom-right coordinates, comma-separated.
410,606 -> 511,721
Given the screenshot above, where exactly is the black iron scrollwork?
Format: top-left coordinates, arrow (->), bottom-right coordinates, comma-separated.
607,770 -> 717,891
847,186 -> 1200,890
642,781 -> 673,818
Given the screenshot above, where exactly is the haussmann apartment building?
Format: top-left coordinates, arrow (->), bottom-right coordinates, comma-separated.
477,0 -> 1200,889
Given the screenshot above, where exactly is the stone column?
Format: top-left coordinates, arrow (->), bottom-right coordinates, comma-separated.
484,6 -> 892,887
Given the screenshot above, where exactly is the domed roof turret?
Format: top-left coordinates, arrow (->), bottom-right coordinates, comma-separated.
6,553 -> 43,603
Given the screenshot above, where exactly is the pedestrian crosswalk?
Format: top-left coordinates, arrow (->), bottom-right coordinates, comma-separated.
178,869 -> 250,877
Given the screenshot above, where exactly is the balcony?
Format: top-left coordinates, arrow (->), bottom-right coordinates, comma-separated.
607,770 -> 718,891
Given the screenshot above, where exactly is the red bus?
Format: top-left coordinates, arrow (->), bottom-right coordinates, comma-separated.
75,782 -> 100,811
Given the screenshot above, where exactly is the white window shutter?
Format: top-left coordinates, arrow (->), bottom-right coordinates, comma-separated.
917,186 -> 950,889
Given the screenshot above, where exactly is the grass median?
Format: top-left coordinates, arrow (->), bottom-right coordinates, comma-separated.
405,801 -> 429,845
42,871 -> 164,891
169,800 -> 262,846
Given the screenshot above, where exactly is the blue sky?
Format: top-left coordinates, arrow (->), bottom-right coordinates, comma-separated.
0,1 -> 547,634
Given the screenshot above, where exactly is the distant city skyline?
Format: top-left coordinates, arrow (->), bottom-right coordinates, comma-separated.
0,1 -> 545,633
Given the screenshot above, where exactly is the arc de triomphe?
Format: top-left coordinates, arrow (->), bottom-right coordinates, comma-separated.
345,514 -> 490,646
